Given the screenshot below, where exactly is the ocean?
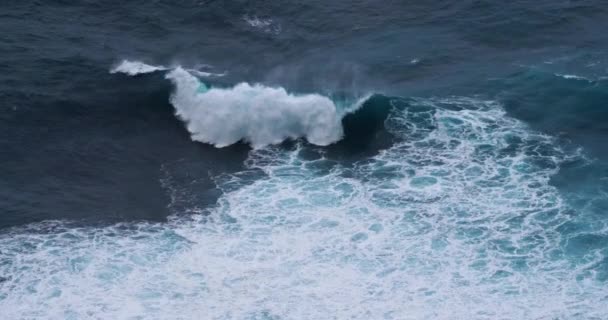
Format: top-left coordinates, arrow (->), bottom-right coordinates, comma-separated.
1,1 -> 608,319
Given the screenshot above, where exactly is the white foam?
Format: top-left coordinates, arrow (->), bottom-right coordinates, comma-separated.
244,16 -> 272,28
243,15 -> 281,34
165,67 -> 347,148
110,60 -> 169,75
110,60 -> 225,77
554,73 -> 591,81
188,69 -> 225,78
2,97 -> 606,319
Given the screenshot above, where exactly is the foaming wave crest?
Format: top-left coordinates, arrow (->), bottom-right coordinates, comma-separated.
1,97 -> 606,319
111,61 -> 368,148
166,67 -> 351,148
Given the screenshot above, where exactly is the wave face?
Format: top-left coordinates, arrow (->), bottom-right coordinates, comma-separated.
165,67 -> 348,148
1,97 -> 606,319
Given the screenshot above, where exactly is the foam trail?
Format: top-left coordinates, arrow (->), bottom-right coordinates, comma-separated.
165,67 -> 350,148
110,60 -> 169,75
188,69 -> 226,78
554,73 -> 592,81
110,60 -> 224,77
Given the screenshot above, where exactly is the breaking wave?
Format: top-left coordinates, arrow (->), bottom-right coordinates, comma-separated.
112,61 -> 371,148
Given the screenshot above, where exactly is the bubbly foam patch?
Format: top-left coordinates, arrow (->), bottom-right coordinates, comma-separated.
243,15 -> 281,35
1,98 -> 606,319
165,67 -> 347,148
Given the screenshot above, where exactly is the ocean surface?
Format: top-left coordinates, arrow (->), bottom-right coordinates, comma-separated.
1,1 -> 608,319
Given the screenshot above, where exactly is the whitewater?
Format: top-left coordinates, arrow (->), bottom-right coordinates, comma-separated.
0,61 -> 606,319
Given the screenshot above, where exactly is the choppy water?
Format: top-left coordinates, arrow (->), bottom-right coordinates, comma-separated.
1,1 -> 608,319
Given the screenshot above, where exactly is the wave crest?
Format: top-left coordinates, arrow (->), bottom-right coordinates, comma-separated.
111,60 -> 372,148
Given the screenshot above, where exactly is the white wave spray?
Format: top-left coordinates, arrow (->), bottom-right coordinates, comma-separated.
165,67 -> 347,148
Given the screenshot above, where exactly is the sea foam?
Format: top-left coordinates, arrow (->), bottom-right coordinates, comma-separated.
1,97 -> 606,319
110,60 -> 169,76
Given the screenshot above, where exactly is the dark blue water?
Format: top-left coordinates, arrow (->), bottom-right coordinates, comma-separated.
1,1 -> 607,319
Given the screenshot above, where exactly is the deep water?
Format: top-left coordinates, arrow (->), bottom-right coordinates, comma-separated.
1,1 -> 608,319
